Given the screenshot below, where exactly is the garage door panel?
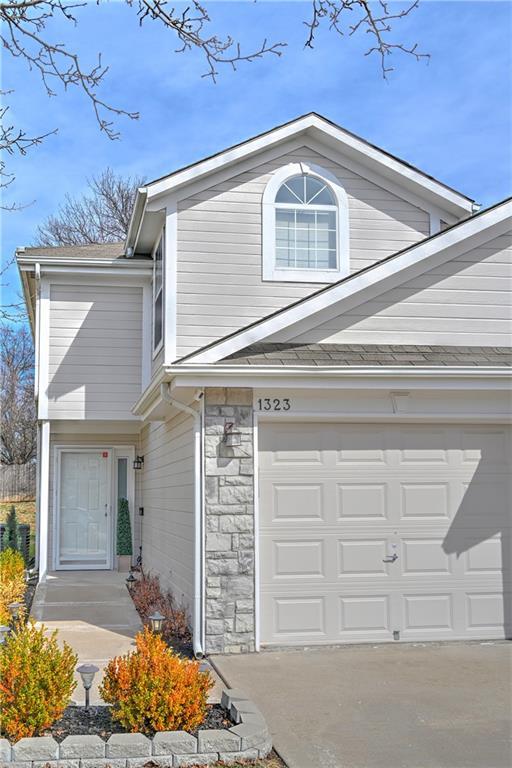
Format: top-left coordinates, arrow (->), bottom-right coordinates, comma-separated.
400,482 -> 450,519
273,540 -> 325,579
339,595 -> 391,635
401,538 -> 453,575
259,422 -> 511,645
338,539 -> 389,576
272,483 -> 325,522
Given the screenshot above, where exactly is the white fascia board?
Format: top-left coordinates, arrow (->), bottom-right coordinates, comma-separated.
184,200 -> 512,364
18,259 -> 151,273
145,115 -> 473,215
165,365 -> 511,392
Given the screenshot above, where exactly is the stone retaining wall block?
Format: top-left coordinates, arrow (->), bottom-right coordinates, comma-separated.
197,729 -> 240,753
12,737 -> 59,761
60,735 -> 106,759
231,699 -> 264,724
0,742 -> 10,762
220,689 -> 248,710
258,737 -> 274,758
80,759 -> 127,768
173,754 -> 218,767
218,748 -> 260,764
230,721 -> 269,750
152,732 -> 197,756
106,735 -> 151,758
33,761 -> 80,768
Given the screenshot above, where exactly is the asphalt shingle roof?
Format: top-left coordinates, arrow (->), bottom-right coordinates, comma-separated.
219,344 -> 512,367
20,242 -> 149,260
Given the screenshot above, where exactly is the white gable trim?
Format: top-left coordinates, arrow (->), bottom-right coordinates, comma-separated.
145,114 -> 473,217
182,200 -> 512,364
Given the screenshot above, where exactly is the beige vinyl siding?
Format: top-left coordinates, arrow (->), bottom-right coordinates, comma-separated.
176,144 -> 430,358
48,284 -> 143,419
47,431 -> 139,571
290,232 -> 512,347
139,413 -> 195,609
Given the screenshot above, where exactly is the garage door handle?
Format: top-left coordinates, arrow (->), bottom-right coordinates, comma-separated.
383,554 -> 398,563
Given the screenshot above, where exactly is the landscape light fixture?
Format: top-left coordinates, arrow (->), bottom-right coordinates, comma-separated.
222,422 -> 241,448
77,663 -> 99,712
149,610 -> 165,634
133,455 -> 144,470
7,602 -> 23,621
126,572 -> 136,586
0,625 -> 10,645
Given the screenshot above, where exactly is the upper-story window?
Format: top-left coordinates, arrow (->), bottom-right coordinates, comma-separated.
153,235 -> 163,353
275,175 -> 337,271
263,163 -> 349,283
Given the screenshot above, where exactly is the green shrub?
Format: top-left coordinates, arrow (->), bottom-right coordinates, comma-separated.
0,621 -> 77,740
116,497 -> 132,556
0,548 -> 26,625
2,506 -> 19,552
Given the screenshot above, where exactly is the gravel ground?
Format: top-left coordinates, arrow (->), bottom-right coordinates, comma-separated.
44,703 -> 233,741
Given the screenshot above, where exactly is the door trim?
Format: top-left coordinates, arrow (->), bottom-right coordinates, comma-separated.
53,446 -> 114,571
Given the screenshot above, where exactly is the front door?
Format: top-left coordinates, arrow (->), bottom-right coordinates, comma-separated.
57,450 -> 112,569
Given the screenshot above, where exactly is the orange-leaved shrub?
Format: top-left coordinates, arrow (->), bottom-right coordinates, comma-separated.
0,621 -> 77,741
0,548 -> 26,625
100,627 -> 213,733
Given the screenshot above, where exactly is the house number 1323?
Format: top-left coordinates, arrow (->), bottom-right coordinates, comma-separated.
257,398 -> 291,411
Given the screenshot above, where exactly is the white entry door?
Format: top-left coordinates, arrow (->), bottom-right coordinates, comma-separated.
57,450 -> 112,569
259,422 -> 511,646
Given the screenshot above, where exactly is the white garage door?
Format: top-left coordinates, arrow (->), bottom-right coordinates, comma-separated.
259,422 -> 511,646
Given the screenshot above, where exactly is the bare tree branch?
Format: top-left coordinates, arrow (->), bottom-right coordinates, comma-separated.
132,0 -> 285,81
35,167 -> 145,245
304,0 -> 428,77
0,323 -> 36,465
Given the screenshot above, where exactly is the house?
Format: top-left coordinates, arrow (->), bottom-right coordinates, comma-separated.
17,114 -> 512,656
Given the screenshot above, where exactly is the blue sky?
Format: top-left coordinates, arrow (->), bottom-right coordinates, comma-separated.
1,0 -> 511,316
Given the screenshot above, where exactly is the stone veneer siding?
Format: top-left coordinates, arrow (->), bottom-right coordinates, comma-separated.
204,388 -> 255,654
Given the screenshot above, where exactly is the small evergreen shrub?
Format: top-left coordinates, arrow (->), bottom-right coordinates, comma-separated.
2,506 -> 19,552
100,627 -> 212,733
0,621 -> 77,740
116,497 -> 133,556
0,548 -> 26,625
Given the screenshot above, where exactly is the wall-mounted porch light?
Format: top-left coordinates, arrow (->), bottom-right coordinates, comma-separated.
133,455 -> 144,470
149,610 -> 165,634
222,422 -> 241,448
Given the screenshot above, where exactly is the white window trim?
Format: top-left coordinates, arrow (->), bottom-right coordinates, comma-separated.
152,231 -> 164,358
262,162 -> 350,283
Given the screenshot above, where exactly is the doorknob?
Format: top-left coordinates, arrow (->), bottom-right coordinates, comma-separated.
383,553 -> 398,563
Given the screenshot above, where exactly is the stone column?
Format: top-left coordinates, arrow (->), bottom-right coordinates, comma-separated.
204,387 -> 255,654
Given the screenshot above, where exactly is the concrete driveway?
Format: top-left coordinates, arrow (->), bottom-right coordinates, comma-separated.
213,642 -> 511,768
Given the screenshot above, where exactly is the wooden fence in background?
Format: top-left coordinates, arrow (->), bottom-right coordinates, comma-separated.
0,463 -> 36,502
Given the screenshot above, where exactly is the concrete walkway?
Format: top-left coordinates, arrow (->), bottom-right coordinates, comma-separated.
31,571 -> 141,705
213,642 -> 512,768
31,570 -> 223,705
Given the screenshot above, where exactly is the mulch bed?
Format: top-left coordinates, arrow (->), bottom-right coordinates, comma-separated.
44,704 -> 234,742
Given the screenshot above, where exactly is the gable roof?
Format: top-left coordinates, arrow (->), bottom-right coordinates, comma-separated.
126,114 -> 475,254
177,196 -> 512,366
218,343 -> 512,368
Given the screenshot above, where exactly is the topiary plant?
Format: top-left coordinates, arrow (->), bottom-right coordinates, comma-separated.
0,621 -> 77,741
100,627 -> 213,734
116,498 -> 133,556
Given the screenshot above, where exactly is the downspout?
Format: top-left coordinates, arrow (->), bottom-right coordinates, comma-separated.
34,264 -> 41,573
160,382 -> 205,658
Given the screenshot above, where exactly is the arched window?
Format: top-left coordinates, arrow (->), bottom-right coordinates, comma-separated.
263,163 -> 349,283
275,175 -> 337,271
